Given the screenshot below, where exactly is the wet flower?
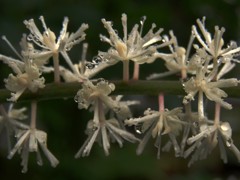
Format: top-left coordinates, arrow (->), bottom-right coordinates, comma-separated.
125,107 -> 183,158
183,66 -> 238,110
192,17 -> 240,62
0,104 -> 28,152
184,121 -> 240,166
0,35 -> 46,102
148,31 -> 195,80
24,16 -> 88,56
75,79 -> 115,108
75,118 -> 139,157
23,16 -> 88,82
59,44 -> 112,82
75,79 -> 132,119
4,60 -> 45,101
8,128 -> 59,173
99,13 -> 168,64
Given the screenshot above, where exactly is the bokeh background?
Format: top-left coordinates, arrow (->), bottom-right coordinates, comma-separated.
0,0 -> 240,179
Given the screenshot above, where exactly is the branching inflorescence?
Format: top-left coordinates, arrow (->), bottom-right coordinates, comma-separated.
0,14 -> 240,172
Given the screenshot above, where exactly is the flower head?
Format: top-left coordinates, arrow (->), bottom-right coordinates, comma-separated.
8,128 -> 59,173
0,35 -> 45,102
0,104 -> 28,152
23,16 -> 89,82
59,44 -> 112,82
184,121 -> 240,166
24,16 -> 88,55
148,31 -> 193,80
183,66 -> 238,109
99,13 -> 169,65
75,118 -> 139,158
75,79 -> 115,108
4,60 -> 45,102
192,17 -> 240,62
75,79 -> 132,119
125,107 -> 183,158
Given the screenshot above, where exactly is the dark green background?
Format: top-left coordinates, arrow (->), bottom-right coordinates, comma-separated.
0,0 -> 240,179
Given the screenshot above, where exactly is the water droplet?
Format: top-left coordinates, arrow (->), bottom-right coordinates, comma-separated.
65,47 -> 71,51
86,62 -> 95,69
114,29 -> 118,35
217,58 -> 223,64
43,31 -> 49,36
92,56 -> 103,64
37,160 -> 43,166
98,54 -> 104,58
74,95 -> 79,103
183,97 -> 190,104
140,16 -> 146,25
97,78 -> 106,84
113,106 -> 121,113
104,59 -> 109,63
135,123 -> 143,134
193,121 -> 199,128
21,167 -> 28,173
92,126 -> 98,132
226,139 -> 232,147
27,35 -> 33,41
109,84 -> 115,91
144,108 -> 152,115
220,122 -> 230,131
100,36 -> 104,41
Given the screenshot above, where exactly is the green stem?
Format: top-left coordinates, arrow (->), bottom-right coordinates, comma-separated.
0,80 -> 239,103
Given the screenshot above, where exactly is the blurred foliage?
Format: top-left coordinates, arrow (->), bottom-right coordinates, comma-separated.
0,0 -> 240,179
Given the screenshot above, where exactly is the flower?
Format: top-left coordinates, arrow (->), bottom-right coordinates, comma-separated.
75,79 -> 132,119
99,13 -> 170,65
4,59 -> 45,101
8,128 -> 59,173
0,104 -> 28,152
75,79 -> 115,108
184,121 -> 240,166
125,107 -> 183,158
75,118 -> 139,157
147,31 -> 195,80
192,17 -> 240,62
183,66 -> 238,109
75,76 -> 139,157
0,37 -> 45,102
0,104 -> 28,131
24,16 -> 88,56
59,44 -> 112,82
23,16 -> 89,81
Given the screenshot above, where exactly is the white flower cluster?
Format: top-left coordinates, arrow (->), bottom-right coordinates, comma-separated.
74,79 -> 139,157
99,14 -> 169,64
0,14 -> 240,173
0,15 -> 88,172
126,16 -> 240,165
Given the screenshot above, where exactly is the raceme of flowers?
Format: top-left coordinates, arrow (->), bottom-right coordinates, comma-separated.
0,14 -> 239,172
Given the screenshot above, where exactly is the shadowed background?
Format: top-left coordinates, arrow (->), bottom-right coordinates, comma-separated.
0,0 -> 240,179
